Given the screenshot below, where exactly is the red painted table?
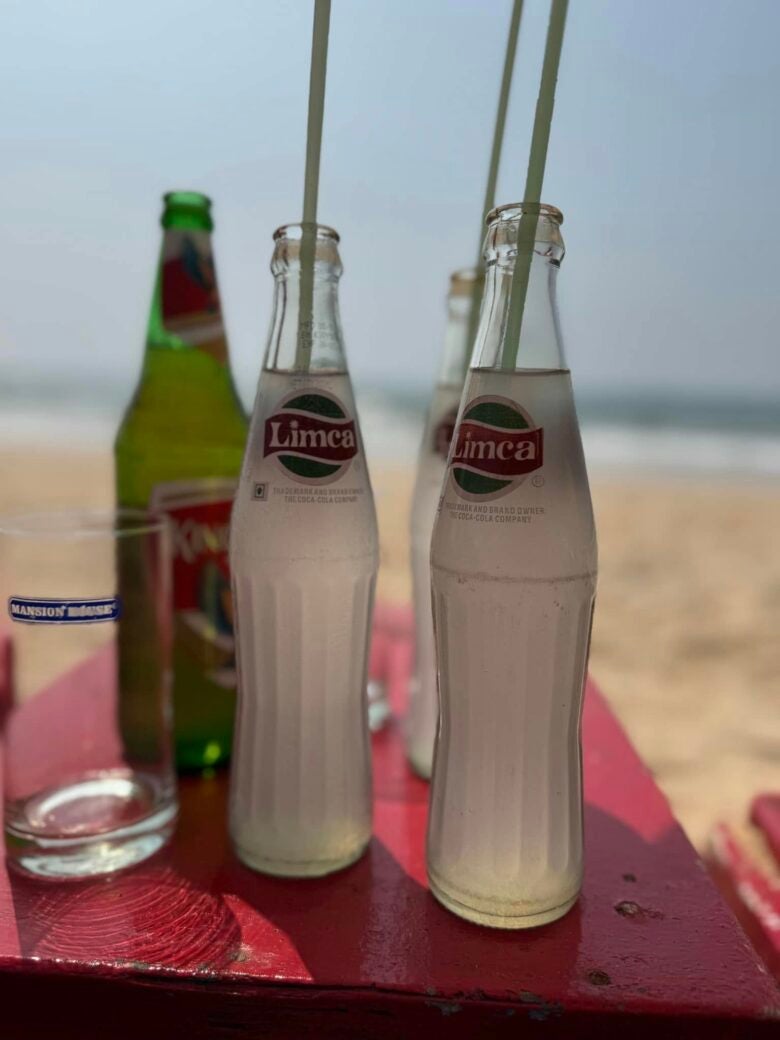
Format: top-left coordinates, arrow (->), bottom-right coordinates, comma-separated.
709,795 -> 780,981
1,611 -> 778,1038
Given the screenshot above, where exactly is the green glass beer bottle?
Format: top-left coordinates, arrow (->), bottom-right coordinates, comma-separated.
115,191 -> 247,771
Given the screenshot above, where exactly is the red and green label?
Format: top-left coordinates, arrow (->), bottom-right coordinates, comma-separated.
150,479 -> 236,689
264,391 -> 358,484
450,396 -> 543,499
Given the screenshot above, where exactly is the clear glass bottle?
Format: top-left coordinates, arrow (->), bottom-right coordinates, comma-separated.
427,203 -> 598,928
229,224 -> 379,877
407,269 -> 478,778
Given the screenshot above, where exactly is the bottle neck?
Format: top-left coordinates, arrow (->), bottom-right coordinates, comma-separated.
439,291 -> 475,385
263,229 -> 348,374
146,227 -> 229,366
470,250 -> 565,373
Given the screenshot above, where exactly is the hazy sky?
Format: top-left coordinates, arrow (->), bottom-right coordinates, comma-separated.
1,0 -> 779,404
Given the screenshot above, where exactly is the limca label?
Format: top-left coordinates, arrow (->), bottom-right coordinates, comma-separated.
8,596 -> 122,624
264,390 -> 358,485
449,395 -> 544,501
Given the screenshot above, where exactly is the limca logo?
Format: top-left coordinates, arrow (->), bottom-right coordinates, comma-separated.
450,395 -> 543,501
264,391 -> 358,484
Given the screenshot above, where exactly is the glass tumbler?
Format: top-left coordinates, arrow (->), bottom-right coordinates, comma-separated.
1,509 -> 177,878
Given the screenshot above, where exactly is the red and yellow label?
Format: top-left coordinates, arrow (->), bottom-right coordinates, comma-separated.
150,479 -> 236,688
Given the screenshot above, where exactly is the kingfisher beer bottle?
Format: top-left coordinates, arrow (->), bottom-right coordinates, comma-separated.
407,269 -> 477,778
229,223 -> 379,878
427,203 -> 598,928
115,191 -> 247,771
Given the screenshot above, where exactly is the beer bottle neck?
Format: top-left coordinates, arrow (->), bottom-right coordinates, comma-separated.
263,223 -> 348,373
471,203 -> 567,373
146,226 -> 229,365
145,191 -> 229,365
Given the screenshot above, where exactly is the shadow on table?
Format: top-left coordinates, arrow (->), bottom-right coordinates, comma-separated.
7,726 -> 699,1014
222,832 -> 585,1002
9,856 -> 242,972
8,769 -> 240,971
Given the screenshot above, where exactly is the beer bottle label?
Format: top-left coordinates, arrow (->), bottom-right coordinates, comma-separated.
150,478 -> 237,691
160,230 -> 228,365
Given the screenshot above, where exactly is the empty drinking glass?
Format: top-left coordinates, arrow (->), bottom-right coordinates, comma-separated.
1,509 -> 177,878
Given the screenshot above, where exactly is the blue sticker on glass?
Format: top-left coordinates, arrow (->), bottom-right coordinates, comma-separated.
8,597 -> 122,624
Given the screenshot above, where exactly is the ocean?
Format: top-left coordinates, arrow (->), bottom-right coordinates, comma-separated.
1,374 -> 779,480
361,386 -> 780,478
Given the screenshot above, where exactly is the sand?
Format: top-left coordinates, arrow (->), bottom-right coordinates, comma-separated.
1,447 -> 778,851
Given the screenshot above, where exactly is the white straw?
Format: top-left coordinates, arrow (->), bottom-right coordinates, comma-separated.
501,0 -> 568,370
296,0 -> 332,372
464,0 -> 526,374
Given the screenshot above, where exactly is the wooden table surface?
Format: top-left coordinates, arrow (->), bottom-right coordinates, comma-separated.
1,612 -> 778,1038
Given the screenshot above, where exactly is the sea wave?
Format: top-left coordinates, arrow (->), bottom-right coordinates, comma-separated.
0,395 -> 778,480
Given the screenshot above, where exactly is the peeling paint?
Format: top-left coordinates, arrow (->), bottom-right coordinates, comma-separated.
587,969 -> 612,987
517,991 -> 565,1020
425,999 -> 462,1017
615,900 -> 664,920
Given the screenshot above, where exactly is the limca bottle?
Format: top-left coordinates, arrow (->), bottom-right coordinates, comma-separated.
407,269 -> 478,779
229,222 -> 379,877
428,203 -> 597,928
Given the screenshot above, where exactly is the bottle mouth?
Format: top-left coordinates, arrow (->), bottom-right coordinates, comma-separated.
271,222 -> 342,276
485,201 -> 563,226
164,190 -> 212,210
483,202 -> 565,266
273,222 -> 340,244
449,268 -> 480,297
162,191 -> 213,230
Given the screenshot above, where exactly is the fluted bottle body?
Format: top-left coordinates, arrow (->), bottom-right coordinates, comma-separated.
229,224 -> 379,877
428,203 -> 597,927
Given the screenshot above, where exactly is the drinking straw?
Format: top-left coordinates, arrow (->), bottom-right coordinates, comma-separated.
501,0 -> 568,370
296,0 -> 332,372
463,0 -> 525,375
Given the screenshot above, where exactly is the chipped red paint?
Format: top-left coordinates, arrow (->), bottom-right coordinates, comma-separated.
0,616 -> 778,1037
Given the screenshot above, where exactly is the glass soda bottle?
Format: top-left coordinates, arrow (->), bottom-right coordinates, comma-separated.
229,223 -> 379,877
427,202 -> 598,928
407,268 -> 478,778
115,191 -> 247,772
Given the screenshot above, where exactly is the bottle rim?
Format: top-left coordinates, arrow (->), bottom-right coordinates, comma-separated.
485,201 -> 563,226
449,268 -> 480,296
163,191 -> 212,210
273,222 -> 340,243
0,508 -> 168,541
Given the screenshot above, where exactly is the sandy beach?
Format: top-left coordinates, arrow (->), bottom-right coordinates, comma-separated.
1,446 -> 778,852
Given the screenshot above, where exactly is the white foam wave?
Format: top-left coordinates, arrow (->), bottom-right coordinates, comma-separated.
1,399 -> 778,480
